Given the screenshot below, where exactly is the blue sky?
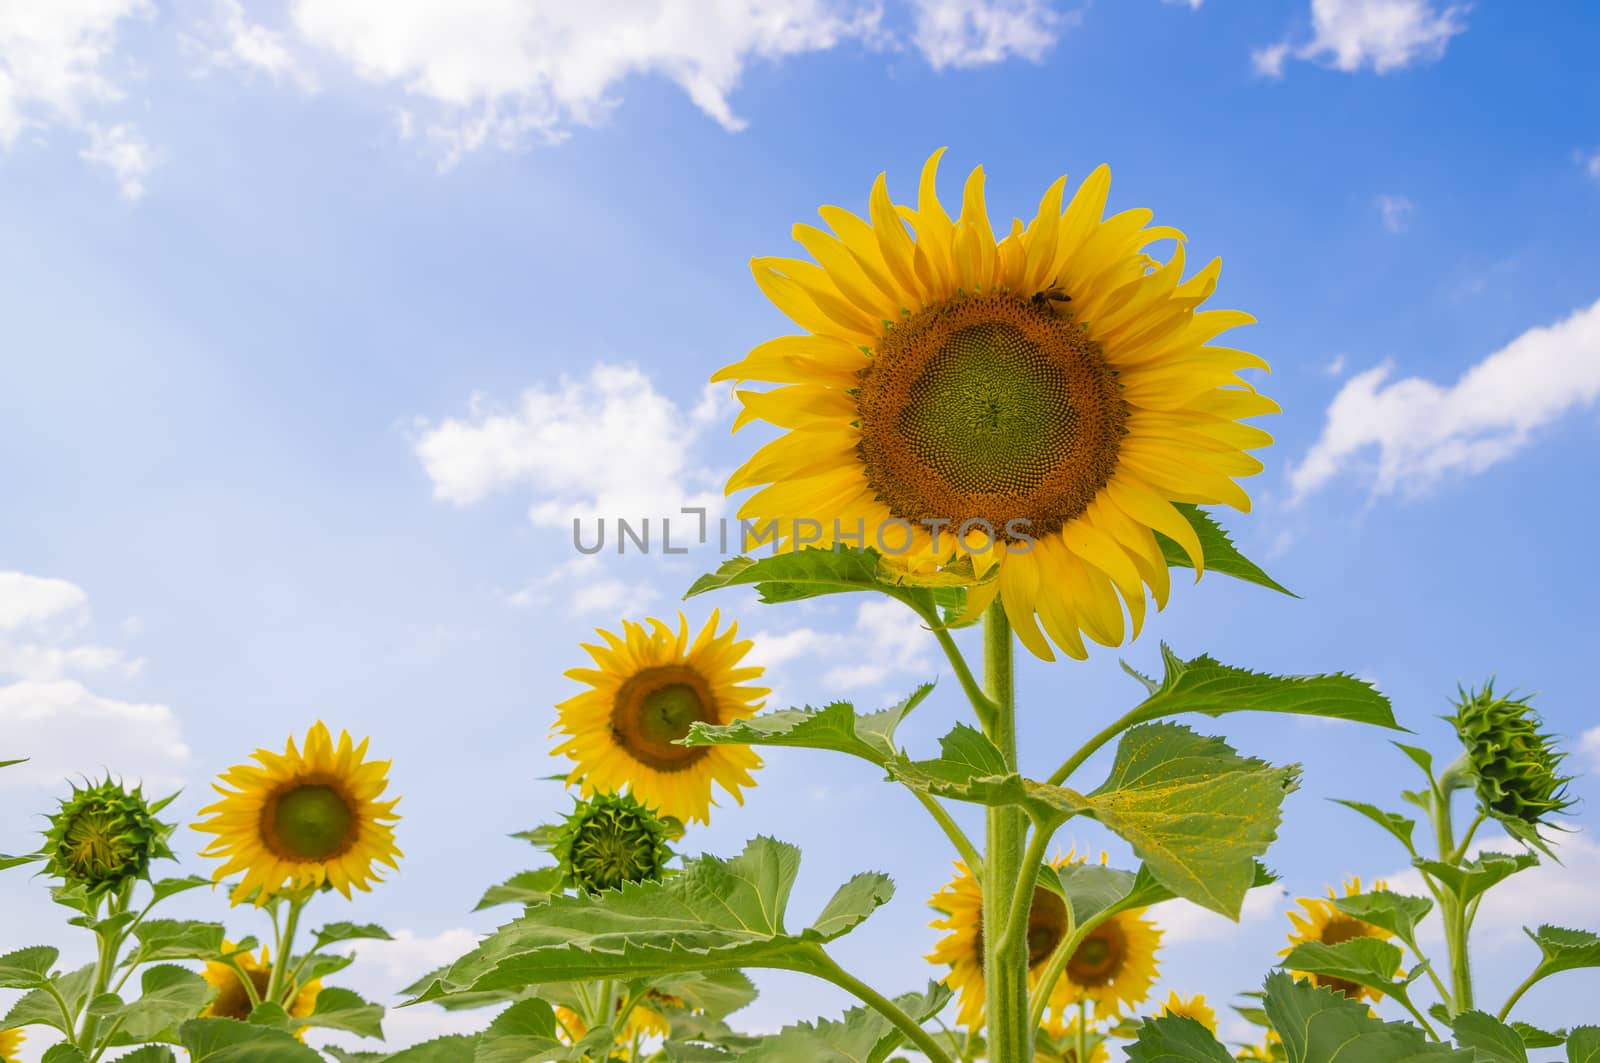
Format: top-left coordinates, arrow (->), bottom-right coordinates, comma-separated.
3,0 -> 1599,1057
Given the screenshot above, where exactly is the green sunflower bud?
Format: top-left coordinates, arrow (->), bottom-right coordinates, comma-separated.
554,790 -> 673,894
1447,682 -> 1574,849
43,778 -> 174,898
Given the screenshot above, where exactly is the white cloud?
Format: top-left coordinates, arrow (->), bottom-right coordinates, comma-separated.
415,366 -> 728,529
1580,726 -> 1600,771
1580,149 -> 1600,184
1325,354 -> 1347,376
1254,0 -> 1467,78
909,0 -> 1069,70
501,555 -> 660,619
290,0 -> 884,165
1374,193 -> 1413,233
183,0 -> 318,91
747,597 -> 935,705
79,120 -> 155,199
0,572 -> 187,787
1150,883 -> 1288,946
1289,297 -> 1600,501
0,0 -> 155,194
1161,0 -> 1203,8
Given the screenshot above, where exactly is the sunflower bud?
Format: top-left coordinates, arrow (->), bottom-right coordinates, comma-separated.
44,779 -> 173,897
1447,682 -> 1574,847
555,790 -> 672,894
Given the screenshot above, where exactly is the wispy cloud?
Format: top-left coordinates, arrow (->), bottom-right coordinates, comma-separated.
1374,193 -> 1414,233
1254,0 -> 1468,78
909,0 -> 1075,70
1289,296 -> 1600,502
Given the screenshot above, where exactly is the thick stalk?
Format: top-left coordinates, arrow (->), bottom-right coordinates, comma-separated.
808,951 -> 954,1063
265,895 -> 306,1006
981,603 -> 1031,1063
1431,788 -> 1474,1013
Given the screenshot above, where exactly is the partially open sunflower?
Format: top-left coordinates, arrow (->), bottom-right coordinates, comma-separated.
553,612 -> 766,825
716,149 -> 1274,659
193,722 -> 402,904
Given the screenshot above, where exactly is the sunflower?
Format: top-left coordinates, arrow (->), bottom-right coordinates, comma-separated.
0,1029 -> 22,1063
193,722 -> 402,904
1156,992 -> 1217,1033
556,989 -> 682,1051
1038,1016 -> 1110,1063
1236,1031 -> 1284,1061
1280,876 -> 1395,1003
1059,907 -> 1162,1021
201,943 -> 321,1033
926,855 -> 1082,1029
715,149 -> 1274,660
553,612 -> 767,825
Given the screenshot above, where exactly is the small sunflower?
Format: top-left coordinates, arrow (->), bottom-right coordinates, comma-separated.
201,943 -> 321,1032
1059,907 -> 1162,1021
555,790 -> 674,894
1156,992 -> 1217,1033
1280,876 -> 1394,1003
1448,682 -> 1574,848
0,1029 -> 23,1062
716,149 -> 1274,660
193,722 -> 402,904
926,855 -> 1082,1029
553,612 -> 767,825
43,778 -> 173,898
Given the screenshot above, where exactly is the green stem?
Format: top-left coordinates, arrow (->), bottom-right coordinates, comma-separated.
1028,910 -> 1095,1035
1451,812 -> 1487,864
1076,1000 -> 1088,1063
265,894 -> 307,1007
1000,821 -> 1052,973
981,603 -> 1031,1063
911,790 -> 983,874
809,950 -> 954,1063
76,890 -> 128,1051
1046,705 -> 1142,787
1496,967 -> 1544,1022
1430,787 -> 1474,1014
930,623 -> 998,733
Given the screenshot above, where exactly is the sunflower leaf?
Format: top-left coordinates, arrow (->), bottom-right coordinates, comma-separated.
1118,643 -> 1400,732
1125,1014 -> 1237,1062
146,876 -> 211,904
1526,925 -> 1600,979
0,946 -> 59,989
1508,1022 -> 1565,1049
179,1016 -> 326,1061
42,1046 -> 88,1063
325,1035 -> 484,1062
1568,1028 -> 1600,1063
888,724 -> 1295,917
1160,504 -> 1296,596
106,965 -> 214,1042
1413,851 -> 1538,907
683,548 -> 933,609
474,999 -> 615,1062
475,868 -> 565,911
650,969 -> 760,1019
684,685 -> 935,766
1332,801 -> 1417,855
1278,939 -> 1423,1017
1449,1011 -> 1529,1062
735,982 -> 950,1063
406,837 -> 891,1001
312,923 -> 394,949
291,986 -> 385,1039
1331,891 -> 1434,951
0,852 -> 44,872
127,921 -> 229,965
1262,971 -> 1472,1062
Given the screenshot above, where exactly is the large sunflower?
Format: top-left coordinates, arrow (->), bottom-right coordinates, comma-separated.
0,1029 -> 22,1062
926,856 -> 1080,1029
193,722 -> 402,904
202,943 -> 321,1032
716,149 -> 1274,660
1280,876 -> 1395,1003
553,612 -> 766,825
1059,907 -> 1162,1021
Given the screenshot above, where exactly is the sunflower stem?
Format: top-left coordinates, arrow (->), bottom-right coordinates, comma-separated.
1430,786 -> 1474,1014
266,894 -> 307,1007
912,789 -> 983,875
808,948 -> 954,1063
930,622 -> 997,733
1076,999 -> 1088,1062
981,602 -> 1031,1063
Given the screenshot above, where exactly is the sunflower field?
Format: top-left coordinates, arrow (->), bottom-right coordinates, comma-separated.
5,139 -> 1597,1063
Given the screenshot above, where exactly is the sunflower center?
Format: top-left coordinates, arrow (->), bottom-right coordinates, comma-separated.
1320,918 -> 1371,946
1067,920 -> 1129,987
975,885 -> 1068,969
62,813 -> 125,878
266,783 -> 356,862
856,291 -> 1126,542
209,965 -> 271,1021
610,666 -> 715,773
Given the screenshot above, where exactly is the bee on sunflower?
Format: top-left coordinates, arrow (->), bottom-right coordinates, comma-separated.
553,612 -> 767,825
716,148 -> 1274,661
193,721 -> 402,904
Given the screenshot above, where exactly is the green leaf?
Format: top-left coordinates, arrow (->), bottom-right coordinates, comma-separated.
889,723 -> 1296,917
1332,801 -> 1417,854
111,1048 -> 180,1062
0,852 -> 43,872
325,1035 -> 481,1062
1569,1028 -> 1600,1063
649,969 -> 760,1019
1158,503 -> 1296,596
1394,743 -> 1435,779
179,1017 -> 326,1061
1262,971 -> 1472,1062
129,920 -> 228,964
476,868 -> 564,911
43,1045 -> 88,1063
112,965 -> 215,1041
472,998 -> 607,1063
0,946 -> 58,989
1117,643 -> 1399,733
1125,1014 -> 1237,1062
736,982 -> 950,1063
245,1002 -> 290,1030
1527,925 -> 1600,975
147,876 -> 211,904
1508,1022 -> 1565,1049
1331,891 -> 1434,950
1449,1011 -> 1528,1062
409,837 -> 891,1001
685,548 -> 926,607
1278,939 -> 1415,1011
295,950 -> 357,983
311,922 -> 394,949
685,685 -> 935,767
1414,851 -> 1538,907
294,986 -> 385,1039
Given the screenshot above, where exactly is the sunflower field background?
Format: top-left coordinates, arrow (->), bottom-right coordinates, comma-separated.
3,2 -> 1599,1061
